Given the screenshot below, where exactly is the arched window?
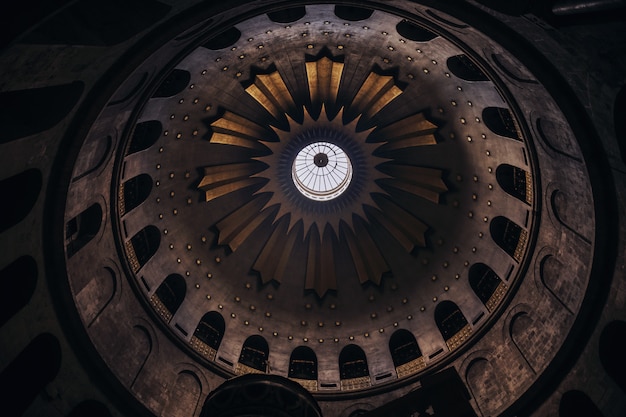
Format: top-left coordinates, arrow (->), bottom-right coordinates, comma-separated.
334,5 -> 374,21
483,107 -> 521,140
599,320 -> 626,394
435,301 -> 471,351
191,312 -> 225,361
0,255 -> 37,328
127,225 -> 160,272
268,6 -> 306,23
289,346 -> 318,379
446,54 -> 489,81
66,203 -> 102,257
389,329 -> 425,377
490,216 -> 527,262
127,120 -> 161,155
237,335 -> 269,374
151,274 -> 186,323
203,26 -> 241,50
468,263 -> 506,312
153,69 -> 190,98
395,20 -> 437,42
0,169 -> 42,233
339,344 -> 370,391
496,164 -> 532,204
120,174 -> 152,215
559,390 -> 604,417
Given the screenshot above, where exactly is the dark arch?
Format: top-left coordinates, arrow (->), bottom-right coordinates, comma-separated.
559,390 -> 604,417
0,169 -> 42,233
496,164 -> 532,204
599,320 -> 626,393
239,335 -> 269,372
66,203 -> 103,257
490,216 -> 526,262
435,300 -> 469,342
194,311 -> 226,352
288,346 -> 318,380
153,69 -> 191,98
203,26 -> 241,50
22,0 -> 171,46
339,344 -> 369,380
446,54 -> 489,81
121,174 -> 152,215
128,225 -> 160,271
334,5 -> 374,21
389,329 -> 422,368
268,6 -> 306,23
395,20 -> 438,41
468,263 -> 504,311
483,107 -> 521,140
0,333 -> 61,417
154,273 -> 186,321
0,81 -> 84,143
127,120 -> 162,155
66,400 -> 112,417
0,255 -> 37,328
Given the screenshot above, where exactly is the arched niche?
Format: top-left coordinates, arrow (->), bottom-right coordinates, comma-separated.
289,346 -> 318,391
114,324 -> 153,388
559,390 -> 604,417
74,266 -> 117,328
599,320 -> 626,394
496,164 -> 532,205
483,107 -> 521,140
446,54 -> 489,81
150,273 -> 186,323
490,216 -> 527,262
0,255 -> 37,328
509,312 -> 540,373
389,329 -> 425,378
435,300 -> 471,351
120,174 -> 152,216
237,335 -> 269,374
0,333 -> 61,416
191,311 -> 225,361
465,357 -> 507,416
0,169 -> 42,234
66,203 -> 103,258
539,254 -> 576,314
72,134 -> 112,181
339,344 -> 370,391
162,371 -> 202,417
126,225 -> 160,273
126,120 -> 161,155
468,263 -> 507,312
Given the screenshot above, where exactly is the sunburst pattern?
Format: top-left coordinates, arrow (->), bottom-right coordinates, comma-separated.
198,55 -> 447,297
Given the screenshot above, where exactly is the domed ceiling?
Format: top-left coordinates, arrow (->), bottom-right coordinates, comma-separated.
59,1 -> 597,411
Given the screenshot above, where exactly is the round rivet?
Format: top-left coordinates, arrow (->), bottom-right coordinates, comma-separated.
349,336 -> 355,340
196,259 -> 201,265
432,297 -> 437,302
273,332 -> 278,337
407,315 -> 413,320
455,274 -> 460,279
245,282 -> 251,289
215,257 -> 221,263
335,321 -> 341,326
206,295 -> 211,300
234,296 -> 240,302
472,247 -> 477,253
379,328 -> 384,333
420,306 -> 426,312
444,286 -> 449,291
158,214 -> 163,219
402,298 -> 408,304
301,320 -> 307,326
249,305 -> 256,311
431,275 -> 437,281
479,232 -> 484,238
207,273 -> 212,279
364,333 -> 370,337
370,313 -> 377,319
195,283 -> 200,289
288,335 -> 293,340
265,312 -> 271,317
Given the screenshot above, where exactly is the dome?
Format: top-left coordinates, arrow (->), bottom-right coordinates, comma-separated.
1,1 -> 625,417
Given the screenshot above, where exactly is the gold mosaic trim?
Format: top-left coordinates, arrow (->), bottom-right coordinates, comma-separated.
446,323 -> 472,351
340,376 -> 371,391
149,294 -> 173,323
118,182 -> 126,216
125,240 -> 140,273
513,228 -> 529,263
235,362 -> 266,375
291,378 -> 318,392
525,170 -> 533,204
395,356 -> 426,378
190,336 -> 217,361
485,281 -> 508,313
